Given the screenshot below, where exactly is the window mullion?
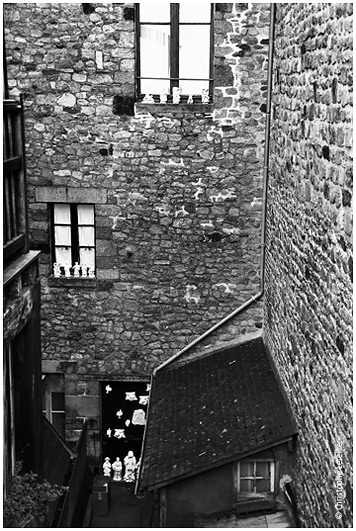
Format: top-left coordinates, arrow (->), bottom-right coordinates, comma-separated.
71,204 -> 79,265
170,3 -> 179,92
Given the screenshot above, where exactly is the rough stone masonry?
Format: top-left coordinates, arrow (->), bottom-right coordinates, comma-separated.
4,2 -> 269,455
265,3 -> 353,528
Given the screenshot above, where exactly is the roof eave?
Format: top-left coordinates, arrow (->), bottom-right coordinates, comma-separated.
139,433 -> 297,492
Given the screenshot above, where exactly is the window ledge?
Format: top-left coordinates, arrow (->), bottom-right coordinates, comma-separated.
48,276 -> 97,288
135,102 -> 213,117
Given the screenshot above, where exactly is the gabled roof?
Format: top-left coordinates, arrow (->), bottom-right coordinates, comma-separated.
139,337 -> 297,490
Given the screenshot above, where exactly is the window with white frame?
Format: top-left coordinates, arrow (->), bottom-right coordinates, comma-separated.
42,374 -> 65,437
136,3 -> 213,101
237,460 -> 275,496
52,203 -> 95,277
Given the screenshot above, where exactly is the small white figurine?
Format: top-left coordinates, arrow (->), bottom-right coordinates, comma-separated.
105,385 -> 112,394
201,88 -> 210,104
146,384 -> 151,392
160,93 -> 167,104
114,429 -> 126,439
106,428 -> 112,438
124,451 -> 137,482
112,457 -> 123,481
64,265 -> 71,277
81,264 -> 88,277
187,94 -> 193,104
53,263 -> 61,277
132,409 -> 146,426
139,395 -> 149,406
142,94 -> 154,103
88,266 -> 95,278
125,419 -> 130,427
116,409 -> 123,419
73,262 -> 80,277
125,392 -> 137,401
103,457 -> 111,477
172,87 -> 180,104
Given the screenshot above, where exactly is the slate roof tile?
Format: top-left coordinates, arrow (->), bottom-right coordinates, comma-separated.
139,337 -> 297,490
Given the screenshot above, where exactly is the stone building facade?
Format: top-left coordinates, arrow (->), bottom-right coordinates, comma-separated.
4,2 -> 353,527
264,3 -> 353,528
4,2 -> 269,459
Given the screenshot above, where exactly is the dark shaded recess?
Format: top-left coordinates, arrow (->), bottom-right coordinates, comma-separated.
323,182 -> 329,200
336,335 -> 345,355
124,7 -> 135,20
99,148 -> 108,156
331,78 -> 338,104
348,257 -> 353,283
346,480 -> 353,509
215,61 -> 234,86
260,103 -> 267,113
113,94 -> 135,116
235,43 -> 251,57
30,241 -> 50,254
305,266 -> 310,280
215,3 -> 233,12
322,145 -> 330,160
313,81 -> 318,102
260,38 -> 269,45
286,160 -> 291,173
342,189 -> 351,207
301,43 -> 306,55
82,3 -> 95,14
338,236 -> 346,252
221,125 -> 234,132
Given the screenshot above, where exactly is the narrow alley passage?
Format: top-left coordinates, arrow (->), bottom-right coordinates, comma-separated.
88,482 -> 153,528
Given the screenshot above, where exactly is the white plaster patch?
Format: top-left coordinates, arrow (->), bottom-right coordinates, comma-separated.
201,221 -> 214,229
109,215 -> 125,230
222,227 -> 240,236
128,192 -> 147,204
184,285 -> 201,304
210,190 -> 236,202
161,158 -> 185,167
175,206 -> 190,218
215,283 -> 236,294
155,205 -> 170,216
251,197 -> 263,208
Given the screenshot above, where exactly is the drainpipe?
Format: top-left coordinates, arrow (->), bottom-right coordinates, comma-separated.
152,3 -> 276,378
135,3 -> 276,494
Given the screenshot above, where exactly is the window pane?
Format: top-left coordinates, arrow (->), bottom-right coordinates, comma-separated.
78,226 -> 95,247
179,25 -> 210,94
256,462 -> 270,477
55,246 -> 72,266
180,3 -> 211,23
77,204 -> 94,225
240,462 -> 254,477
256,479 -> 271,493
140,25 -> 170,94
80,247 -> 95,268
54,225 -> 71,246
52,413 -> 65,436
240,479 -> 254,492
52,392 -> 65,411
54,204 -> 71,224
139,3 -> 170,23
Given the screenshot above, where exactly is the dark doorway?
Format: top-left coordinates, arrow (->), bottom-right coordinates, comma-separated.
101,381 -> 150,466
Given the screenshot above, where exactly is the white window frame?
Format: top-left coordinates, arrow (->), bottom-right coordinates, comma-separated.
237,460 -> 275,496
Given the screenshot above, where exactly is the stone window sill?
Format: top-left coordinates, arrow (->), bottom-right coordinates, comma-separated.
48,276 -> 97,288
135,102 -> 213,117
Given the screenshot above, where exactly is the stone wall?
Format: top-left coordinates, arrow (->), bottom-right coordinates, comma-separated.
4,3 -> 270,454
264,3 -> 353,527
